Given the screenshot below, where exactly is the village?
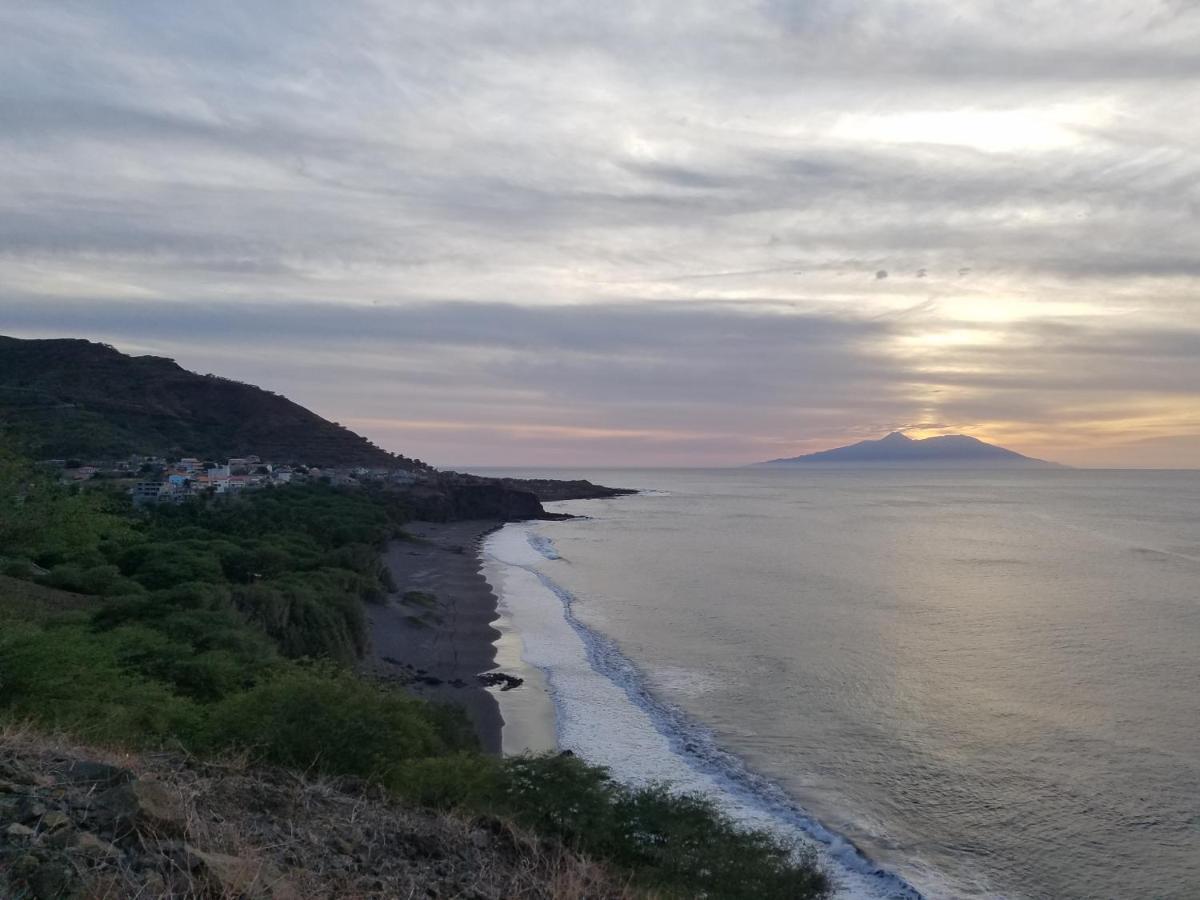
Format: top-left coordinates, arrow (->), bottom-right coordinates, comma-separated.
44,455 -> 427,505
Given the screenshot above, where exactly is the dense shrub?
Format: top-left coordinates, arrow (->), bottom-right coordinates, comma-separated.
387,752 -> 829,899
41,562 -> 141,596
387,753 -> 504,808
204,663 -> 474,772
0,445 -> 130,567
129,546 -> 224,590
0,621 -> 472,772
605,784 -> 826,898
26,485 -> 402,661
231,575 -> 365,662
492,755 -> 825,898
1,558 -> 37,578
0,621 -> 205,745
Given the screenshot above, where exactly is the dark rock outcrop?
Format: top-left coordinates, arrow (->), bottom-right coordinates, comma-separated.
490,477 -> 639,501
400,482 -> 552,522
398,472 -> 637,522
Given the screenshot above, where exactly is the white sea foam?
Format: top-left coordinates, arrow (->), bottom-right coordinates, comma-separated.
526,532 -> 560,560
483,522 -> 924,900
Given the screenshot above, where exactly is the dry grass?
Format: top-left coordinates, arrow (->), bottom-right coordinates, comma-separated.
0,725 -> 643,900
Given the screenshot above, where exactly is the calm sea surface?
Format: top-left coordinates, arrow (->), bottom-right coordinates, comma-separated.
477,468 -> 1200,899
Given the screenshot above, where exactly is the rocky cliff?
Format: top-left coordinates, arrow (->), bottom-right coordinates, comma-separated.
488,477 -> 638,502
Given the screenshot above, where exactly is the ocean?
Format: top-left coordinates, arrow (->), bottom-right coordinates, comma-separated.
477,468 -> 1200,899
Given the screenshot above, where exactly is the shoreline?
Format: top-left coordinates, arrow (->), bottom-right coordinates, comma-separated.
365,517 -> 560,756
481,546 -> 560,756
365,503 -> 918,896
364,519 -> 508,754
483,503 -> 924,900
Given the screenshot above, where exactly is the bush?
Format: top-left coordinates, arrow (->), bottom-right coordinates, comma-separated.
41,562 -> 141,596
1,558 -> 37,579
0,622 -> 204,745
387,753 -> 502,808
607,785 -> 826,898
204,663 -> 475,773
231,577 -> 364,662
130,547 -> 224,590
382,751 -> 829,899
486,754 -> 828,900
499,753 -> 618,842
39,563 -> 85,591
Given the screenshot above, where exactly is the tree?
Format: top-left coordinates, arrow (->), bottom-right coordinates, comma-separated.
0,438 -> 129,568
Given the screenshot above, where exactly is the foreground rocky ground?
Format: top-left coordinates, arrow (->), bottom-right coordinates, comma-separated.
0,728 -> 635,899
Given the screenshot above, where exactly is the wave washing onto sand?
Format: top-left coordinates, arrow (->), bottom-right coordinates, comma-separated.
525,532 -> 560,560
483,521 -> 926,900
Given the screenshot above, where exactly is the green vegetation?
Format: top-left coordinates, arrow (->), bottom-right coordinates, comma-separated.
391,753 -> 827,898
0,439 -> 828,898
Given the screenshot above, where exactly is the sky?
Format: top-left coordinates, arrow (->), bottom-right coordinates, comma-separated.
2,2 -> 1199,468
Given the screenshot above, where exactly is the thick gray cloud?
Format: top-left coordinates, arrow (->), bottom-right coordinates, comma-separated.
1,2 -> 1198,465
4,296 -> 1197,466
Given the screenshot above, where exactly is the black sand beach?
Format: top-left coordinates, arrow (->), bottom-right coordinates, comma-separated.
364,520 -> 507,754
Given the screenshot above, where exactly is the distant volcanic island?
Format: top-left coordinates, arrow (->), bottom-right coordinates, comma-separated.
756,431 -> 1062,467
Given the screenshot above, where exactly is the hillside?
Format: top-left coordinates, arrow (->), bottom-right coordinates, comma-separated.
0,728 -> 632,900
759,431 -> 1060,467
0,336 -> 418,468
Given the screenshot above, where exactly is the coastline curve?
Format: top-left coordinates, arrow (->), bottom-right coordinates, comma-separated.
482,515 -> 926,900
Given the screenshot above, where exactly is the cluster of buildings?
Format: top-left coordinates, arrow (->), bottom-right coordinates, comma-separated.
131,456 -> 291,505
43,454 -> 426,505
127,456 -> 424,505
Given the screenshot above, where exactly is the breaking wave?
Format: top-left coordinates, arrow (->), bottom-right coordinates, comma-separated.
483,523 -> 925,900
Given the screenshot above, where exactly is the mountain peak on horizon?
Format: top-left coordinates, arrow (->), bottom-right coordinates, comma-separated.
757,431 -> 1061,468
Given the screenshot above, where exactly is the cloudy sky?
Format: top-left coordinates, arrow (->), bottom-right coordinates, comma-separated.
3,2 -> 1199,467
